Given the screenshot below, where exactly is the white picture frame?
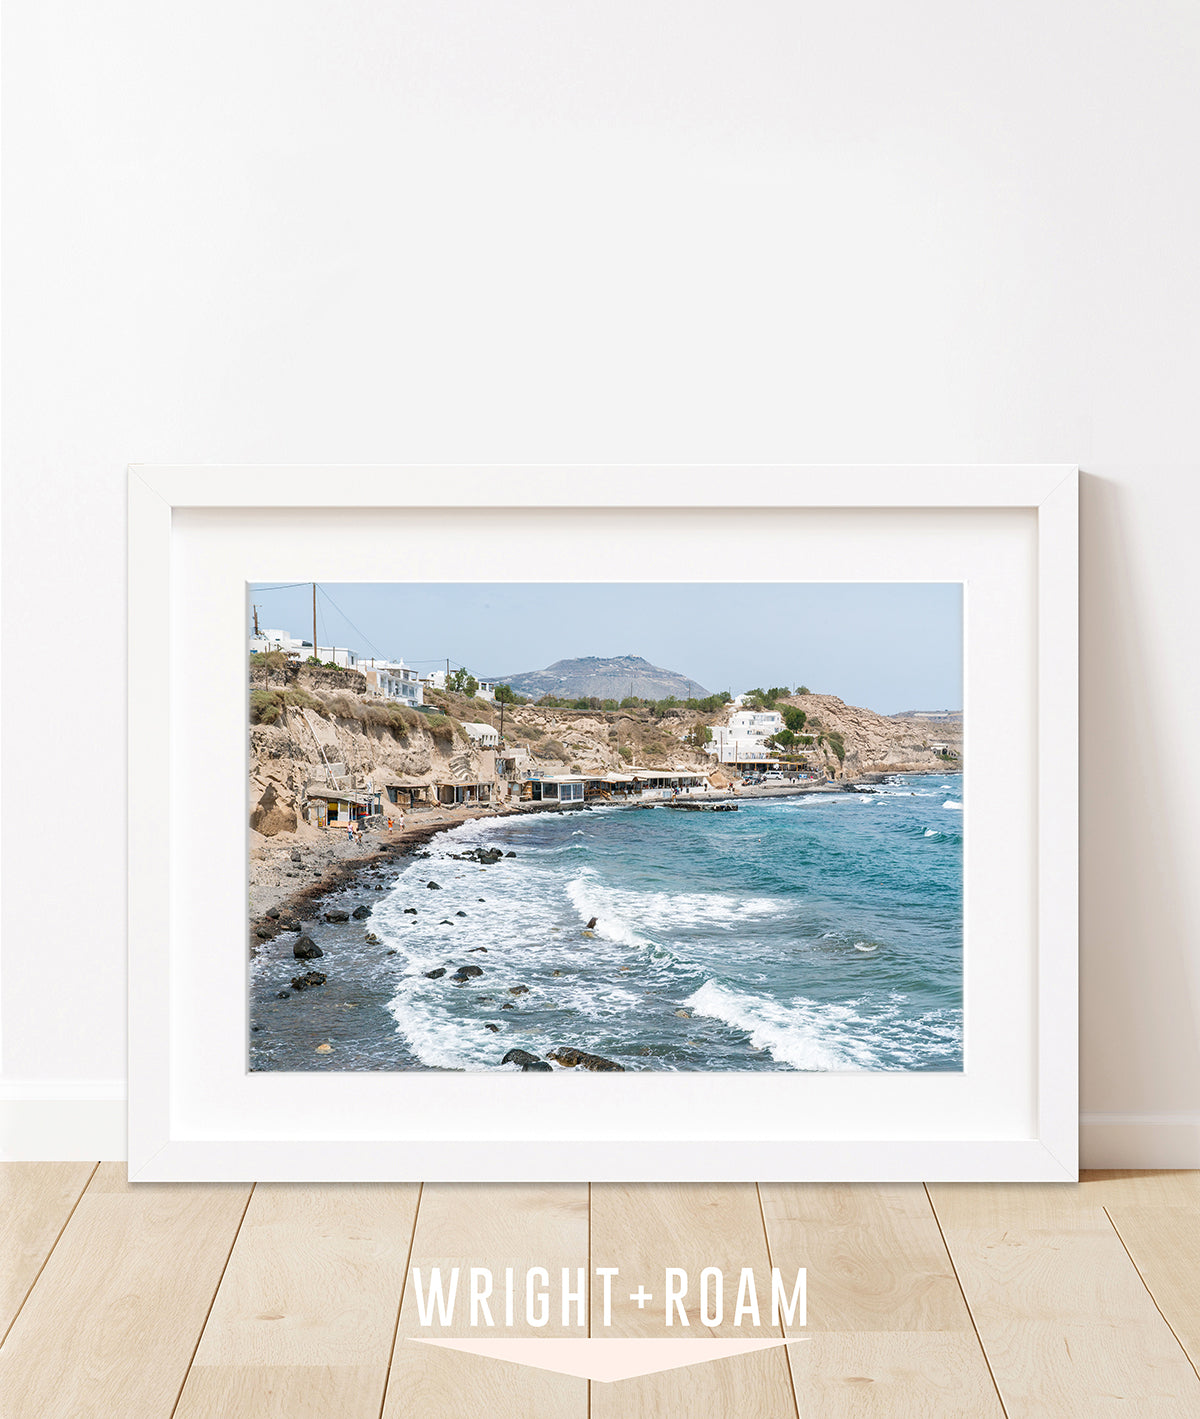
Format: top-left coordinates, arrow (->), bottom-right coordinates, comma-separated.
128,465 -> 1077,1182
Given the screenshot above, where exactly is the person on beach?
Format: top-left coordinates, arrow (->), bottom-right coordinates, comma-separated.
346,823 -> 354,842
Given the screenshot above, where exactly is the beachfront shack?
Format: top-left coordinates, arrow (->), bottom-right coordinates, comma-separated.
628,770 -> 710,797
376,773 -> 430,810
529,770 -> 711,803
436,780 -> 493,807
525,774 -> 585,803
303,784 -> 382,827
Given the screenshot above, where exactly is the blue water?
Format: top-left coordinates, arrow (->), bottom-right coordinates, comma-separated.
373,774 -> 962,1072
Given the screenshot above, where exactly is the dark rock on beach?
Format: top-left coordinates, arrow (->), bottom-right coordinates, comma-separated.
293,936 -> 323,960
291,970 -> 327,991
508,985 -> 529,996
506,851 -> 516,858
351,904 -> 372,920
404,907 -> 418,915
425,968 -> 446,979
452,965 -> 484,981
324,909 -> 350,923
456,910 -> 467,917
255,926 -> 276,940
502,1048 -> 552,1072
426,881 -> 441,890
586,917 -> 598,929
546,1046 -> 625,1072
266,908 -> 281,920
276,990 -> 291,999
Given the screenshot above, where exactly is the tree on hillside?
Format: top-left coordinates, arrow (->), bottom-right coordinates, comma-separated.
784,707 -> 807,733
686,723 -> 713,749
797,684 -> 811,696
493,683 -> 516,704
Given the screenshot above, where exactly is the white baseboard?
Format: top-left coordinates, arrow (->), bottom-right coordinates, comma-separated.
3,1085 -> 1198,1170
1080,1113 -> 1200,1169
0,1080 -> 126,1161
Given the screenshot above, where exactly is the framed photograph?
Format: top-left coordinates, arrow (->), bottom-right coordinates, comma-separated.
128,466 -> 1077,1181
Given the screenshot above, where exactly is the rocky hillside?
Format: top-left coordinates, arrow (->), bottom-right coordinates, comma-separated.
771,694 -> 963,779
248,684 -> 717,842
248,674 -> 962,845
496,655 -> 709,702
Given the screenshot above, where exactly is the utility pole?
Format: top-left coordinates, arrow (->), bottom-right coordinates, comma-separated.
312,583 -> 317,661
252,604 -> 260,636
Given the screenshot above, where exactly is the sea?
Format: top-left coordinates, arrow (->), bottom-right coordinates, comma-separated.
250,774 -> 963,1073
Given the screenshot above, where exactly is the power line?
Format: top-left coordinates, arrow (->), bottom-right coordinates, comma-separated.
250,582 -> 310,593
316,585 -> 388,661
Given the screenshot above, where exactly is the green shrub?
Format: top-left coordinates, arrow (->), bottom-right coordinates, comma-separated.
617,745 -> 633,762
250,689 -> 283,725
423,712 -> 455,744
542,738 -> 570,762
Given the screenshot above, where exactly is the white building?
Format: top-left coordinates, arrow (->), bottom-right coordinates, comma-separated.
250,629 -> 360,668
249,627 -> 311,657
707,709 -> 786,765
462,721 -> 500,748
359,658 -> 424,706
421,670 -> 497,700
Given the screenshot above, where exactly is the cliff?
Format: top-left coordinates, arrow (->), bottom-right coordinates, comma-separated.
769,694 -> 963,780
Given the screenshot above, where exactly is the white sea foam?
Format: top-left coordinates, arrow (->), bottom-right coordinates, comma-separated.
683,980 -> 884,1070
942,799 -> 963,811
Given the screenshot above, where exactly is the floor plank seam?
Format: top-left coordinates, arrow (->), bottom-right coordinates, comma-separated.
1103,1205 -> 1200,1386
755,1183 -> 802,1419
923,1183 -> 1012,1419
379,1181 -> 424,1419
0,1160 -> 100,1353
167,1181 -> 256,1419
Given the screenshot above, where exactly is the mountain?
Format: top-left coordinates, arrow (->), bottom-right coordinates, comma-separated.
495,655 -> 710,702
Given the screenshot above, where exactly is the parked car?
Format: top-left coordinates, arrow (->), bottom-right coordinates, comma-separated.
762,771 -> 785,782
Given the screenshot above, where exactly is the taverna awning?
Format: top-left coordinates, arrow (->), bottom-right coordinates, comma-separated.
304,785 -> 378,805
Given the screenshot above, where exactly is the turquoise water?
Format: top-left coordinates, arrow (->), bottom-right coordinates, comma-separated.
372,774 -> 963,1072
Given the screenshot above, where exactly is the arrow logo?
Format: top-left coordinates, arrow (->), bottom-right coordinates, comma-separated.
410,1336 -> 806,1383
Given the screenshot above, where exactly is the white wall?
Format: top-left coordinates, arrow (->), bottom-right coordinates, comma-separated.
3,1 -> 1198,1163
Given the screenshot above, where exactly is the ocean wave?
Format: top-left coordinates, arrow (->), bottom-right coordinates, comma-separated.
683,980 -> 884,1070
942,800 -> 963,811
386,992 -> 513,1070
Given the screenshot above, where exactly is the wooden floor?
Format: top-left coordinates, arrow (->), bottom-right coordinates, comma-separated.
1,1169 -> 1198,1417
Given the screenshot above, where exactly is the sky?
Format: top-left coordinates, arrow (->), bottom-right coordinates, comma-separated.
249,582 -> 962,714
